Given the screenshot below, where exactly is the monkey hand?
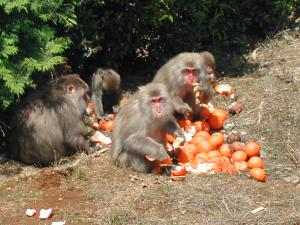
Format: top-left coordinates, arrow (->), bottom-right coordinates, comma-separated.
176,103 -> 192,116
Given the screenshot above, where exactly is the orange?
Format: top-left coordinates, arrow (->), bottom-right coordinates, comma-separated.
183,143 -> 198,156
196,140 -> 214,153
245,141 -> 261,157
199,106 -> 211,120
219,143 -> 233,158
231,151 -> 247,162
207,150 -> 221,159
247,156 -> 264,169
208,134 -> 224,149
191,135 -> 207,145
160,156 -> 172,164
194,131 -> 211,140
103,120 -> 114,131
192,121 -> 210,132
195,152 -> 209,161
250,168 -> 266,182
208,109 -> 228,129
177,149 -> 194,163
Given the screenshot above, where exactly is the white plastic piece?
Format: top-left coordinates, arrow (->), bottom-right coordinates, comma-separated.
25,208 -> 36,217
39,208 -> 53,219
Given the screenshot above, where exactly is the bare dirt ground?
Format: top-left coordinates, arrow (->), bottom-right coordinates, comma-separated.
0,31 -> 300,225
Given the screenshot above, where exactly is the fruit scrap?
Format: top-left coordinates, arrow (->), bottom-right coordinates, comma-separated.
25,208 -> 36,217
173,136 -> 186,148
51,221 -> 66,225
91,131 -> 112,145
170,164 -> 187,176
185,162 -> 214,174
229,102 -> 243,115
215,84 -> 233,96
39,208 -> 53,219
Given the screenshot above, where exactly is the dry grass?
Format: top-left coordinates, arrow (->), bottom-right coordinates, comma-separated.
0,31 -> 300,225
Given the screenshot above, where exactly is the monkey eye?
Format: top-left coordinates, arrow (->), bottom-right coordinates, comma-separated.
66,84 -> 75,94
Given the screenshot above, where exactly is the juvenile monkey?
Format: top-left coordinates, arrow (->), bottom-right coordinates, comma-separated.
152,52 -> 215,119
111,83 -> 185,173
91,68 -> 122,117
10,75 -> 94,166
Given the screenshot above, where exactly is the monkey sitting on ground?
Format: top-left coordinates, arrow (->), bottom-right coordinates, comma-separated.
10,74 -> 94,166
152,52 -> 215,120
110,83 -> 185,173
91,68 -> 122,118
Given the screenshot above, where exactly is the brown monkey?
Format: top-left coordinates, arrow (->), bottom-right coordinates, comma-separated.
10,74 -> 94,166
91,68 -> 122,118
152,52 -> 215,120
199,51 -> 217,84
110,83 -> 185,173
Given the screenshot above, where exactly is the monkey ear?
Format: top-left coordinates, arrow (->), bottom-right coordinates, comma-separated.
66,84 -> 76,94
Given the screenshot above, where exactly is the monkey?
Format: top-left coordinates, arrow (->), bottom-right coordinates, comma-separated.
10,74 -> 94,166
152,52 -> 215,120
199,51 -> 217,84
110,83 -> 185,173
91,68 -> 122,118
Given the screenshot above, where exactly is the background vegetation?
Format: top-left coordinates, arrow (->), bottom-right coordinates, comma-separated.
0,0 -> 299,109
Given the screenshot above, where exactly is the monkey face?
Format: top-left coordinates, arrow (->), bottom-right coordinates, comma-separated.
150,96 -> 165,118
183,68 -> 200,85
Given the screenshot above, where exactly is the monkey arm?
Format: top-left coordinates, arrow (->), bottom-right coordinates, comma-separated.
91,92 -> 104,118
172,96 -> 192,116
123,136 -> 168,161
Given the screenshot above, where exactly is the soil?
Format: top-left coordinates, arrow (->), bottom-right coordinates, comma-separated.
0,31 -> 300,225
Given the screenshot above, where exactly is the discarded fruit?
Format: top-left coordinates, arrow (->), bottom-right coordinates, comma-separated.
250,168 -> 266,182
231,151 -> 247,162
226,132 -> 241,143
192,121 -> 210,132
171,165 -> 187,176
247,156 -> 264,169
177,149 -> 194,163
208,109 -> 228,129
199,106 -> 211,120
245,141 -> 261,157
229,141 -> 246,152
196,140 -> 214,153
229,102 -> 243,115
208,133 -> 224,148
215,84 -> 233,96
233,161 -> 248,171
219,143 -> 233,158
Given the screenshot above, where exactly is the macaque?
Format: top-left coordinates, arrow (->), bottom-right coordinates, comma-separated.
10,74 -> 94,166
91,68 -> 122,118
110,83 -> 185,173
152,52 -> 215,120
199,51 -> 217,84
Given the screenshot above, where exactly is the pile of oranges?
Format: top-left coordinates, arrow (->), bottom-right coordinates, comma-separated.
160,93 -> 267,182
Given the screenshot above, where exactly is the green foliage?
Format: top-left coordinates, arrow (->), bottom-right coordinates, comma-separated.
0,0 -> 75,108
1,0 -> 299,109
66,0 -> 299,72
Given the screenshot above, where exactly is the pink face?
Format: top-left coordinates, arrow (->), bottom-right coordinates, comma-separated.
184,68 -> 199,85
151,96 -> 165,118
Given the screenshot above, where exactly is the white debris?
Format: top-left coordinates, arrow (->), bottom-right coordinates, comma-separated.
185,163 -> 214,174
91,131 -> 112,145
51,221 -> 66,225
251,206 -> 266,214
39,208 -> 53,219
25,208 -> 36,217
